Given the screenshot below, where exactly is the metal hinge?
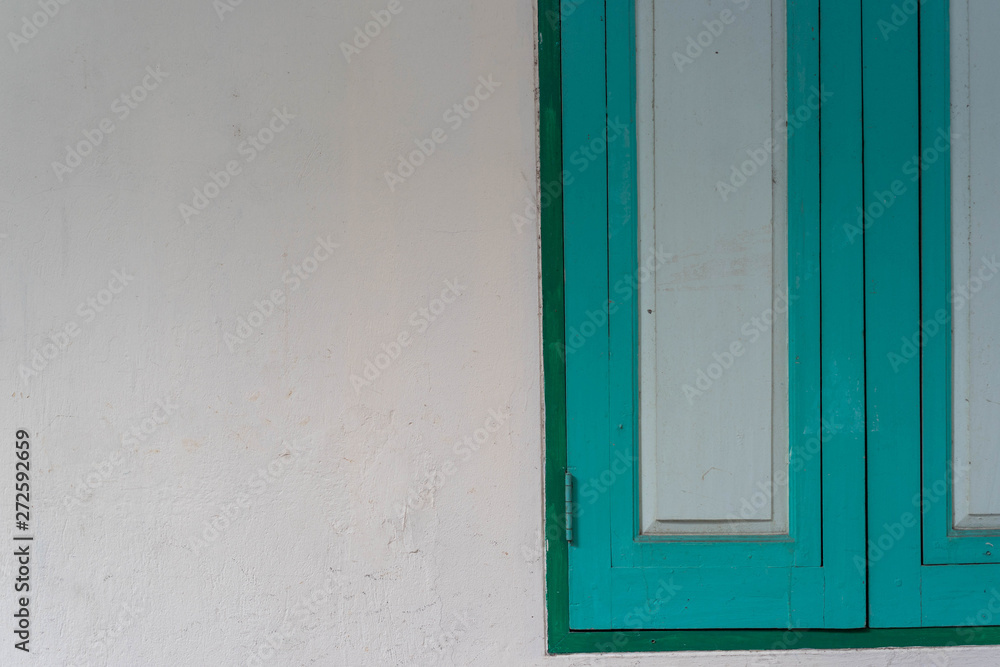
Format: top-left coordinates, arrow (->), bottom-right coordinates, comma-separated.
565,471 -> 574,543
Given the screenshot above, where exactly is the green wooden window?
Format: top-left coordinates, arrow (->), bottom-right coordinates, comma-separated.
542,0 -> 1000,652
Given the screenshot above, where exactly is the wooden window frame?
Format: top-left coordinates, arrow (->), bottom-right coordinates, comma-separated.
540,0 -> 1000,652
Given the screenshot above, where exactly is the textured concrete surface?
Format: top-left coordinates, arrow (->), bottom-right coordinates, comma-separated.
0,0 -> 997,664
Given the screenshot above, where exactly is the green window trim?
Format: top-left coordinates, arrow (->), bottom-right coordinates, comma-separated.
540,0 -> 1000,652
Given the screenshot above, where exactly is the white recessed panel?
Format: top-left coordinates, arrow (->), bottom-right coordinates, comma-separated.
952,0 -> 1000,530
638,0 -> 789,535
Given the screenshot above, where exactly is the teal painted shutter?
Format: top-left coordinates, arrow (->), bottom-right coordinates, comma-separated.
867,0 -> 1000,629
563,0 -> 867,630
559,0 -> 1000,637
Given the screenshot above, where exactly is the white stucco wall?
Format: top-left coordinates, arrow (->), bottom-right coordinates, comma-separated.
0,0 -> 996,665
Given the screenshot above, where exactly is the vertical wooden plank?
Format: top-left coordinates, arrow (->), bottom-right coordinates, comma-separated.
818,0 -> 868,628
863,0 -> 923,627
921,0 -> 962,562
562,0 -> 612,629
606,0 -> 639,579
539,0 -> 572,651
785,0 -> 823,573
786,0 -> 827,628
